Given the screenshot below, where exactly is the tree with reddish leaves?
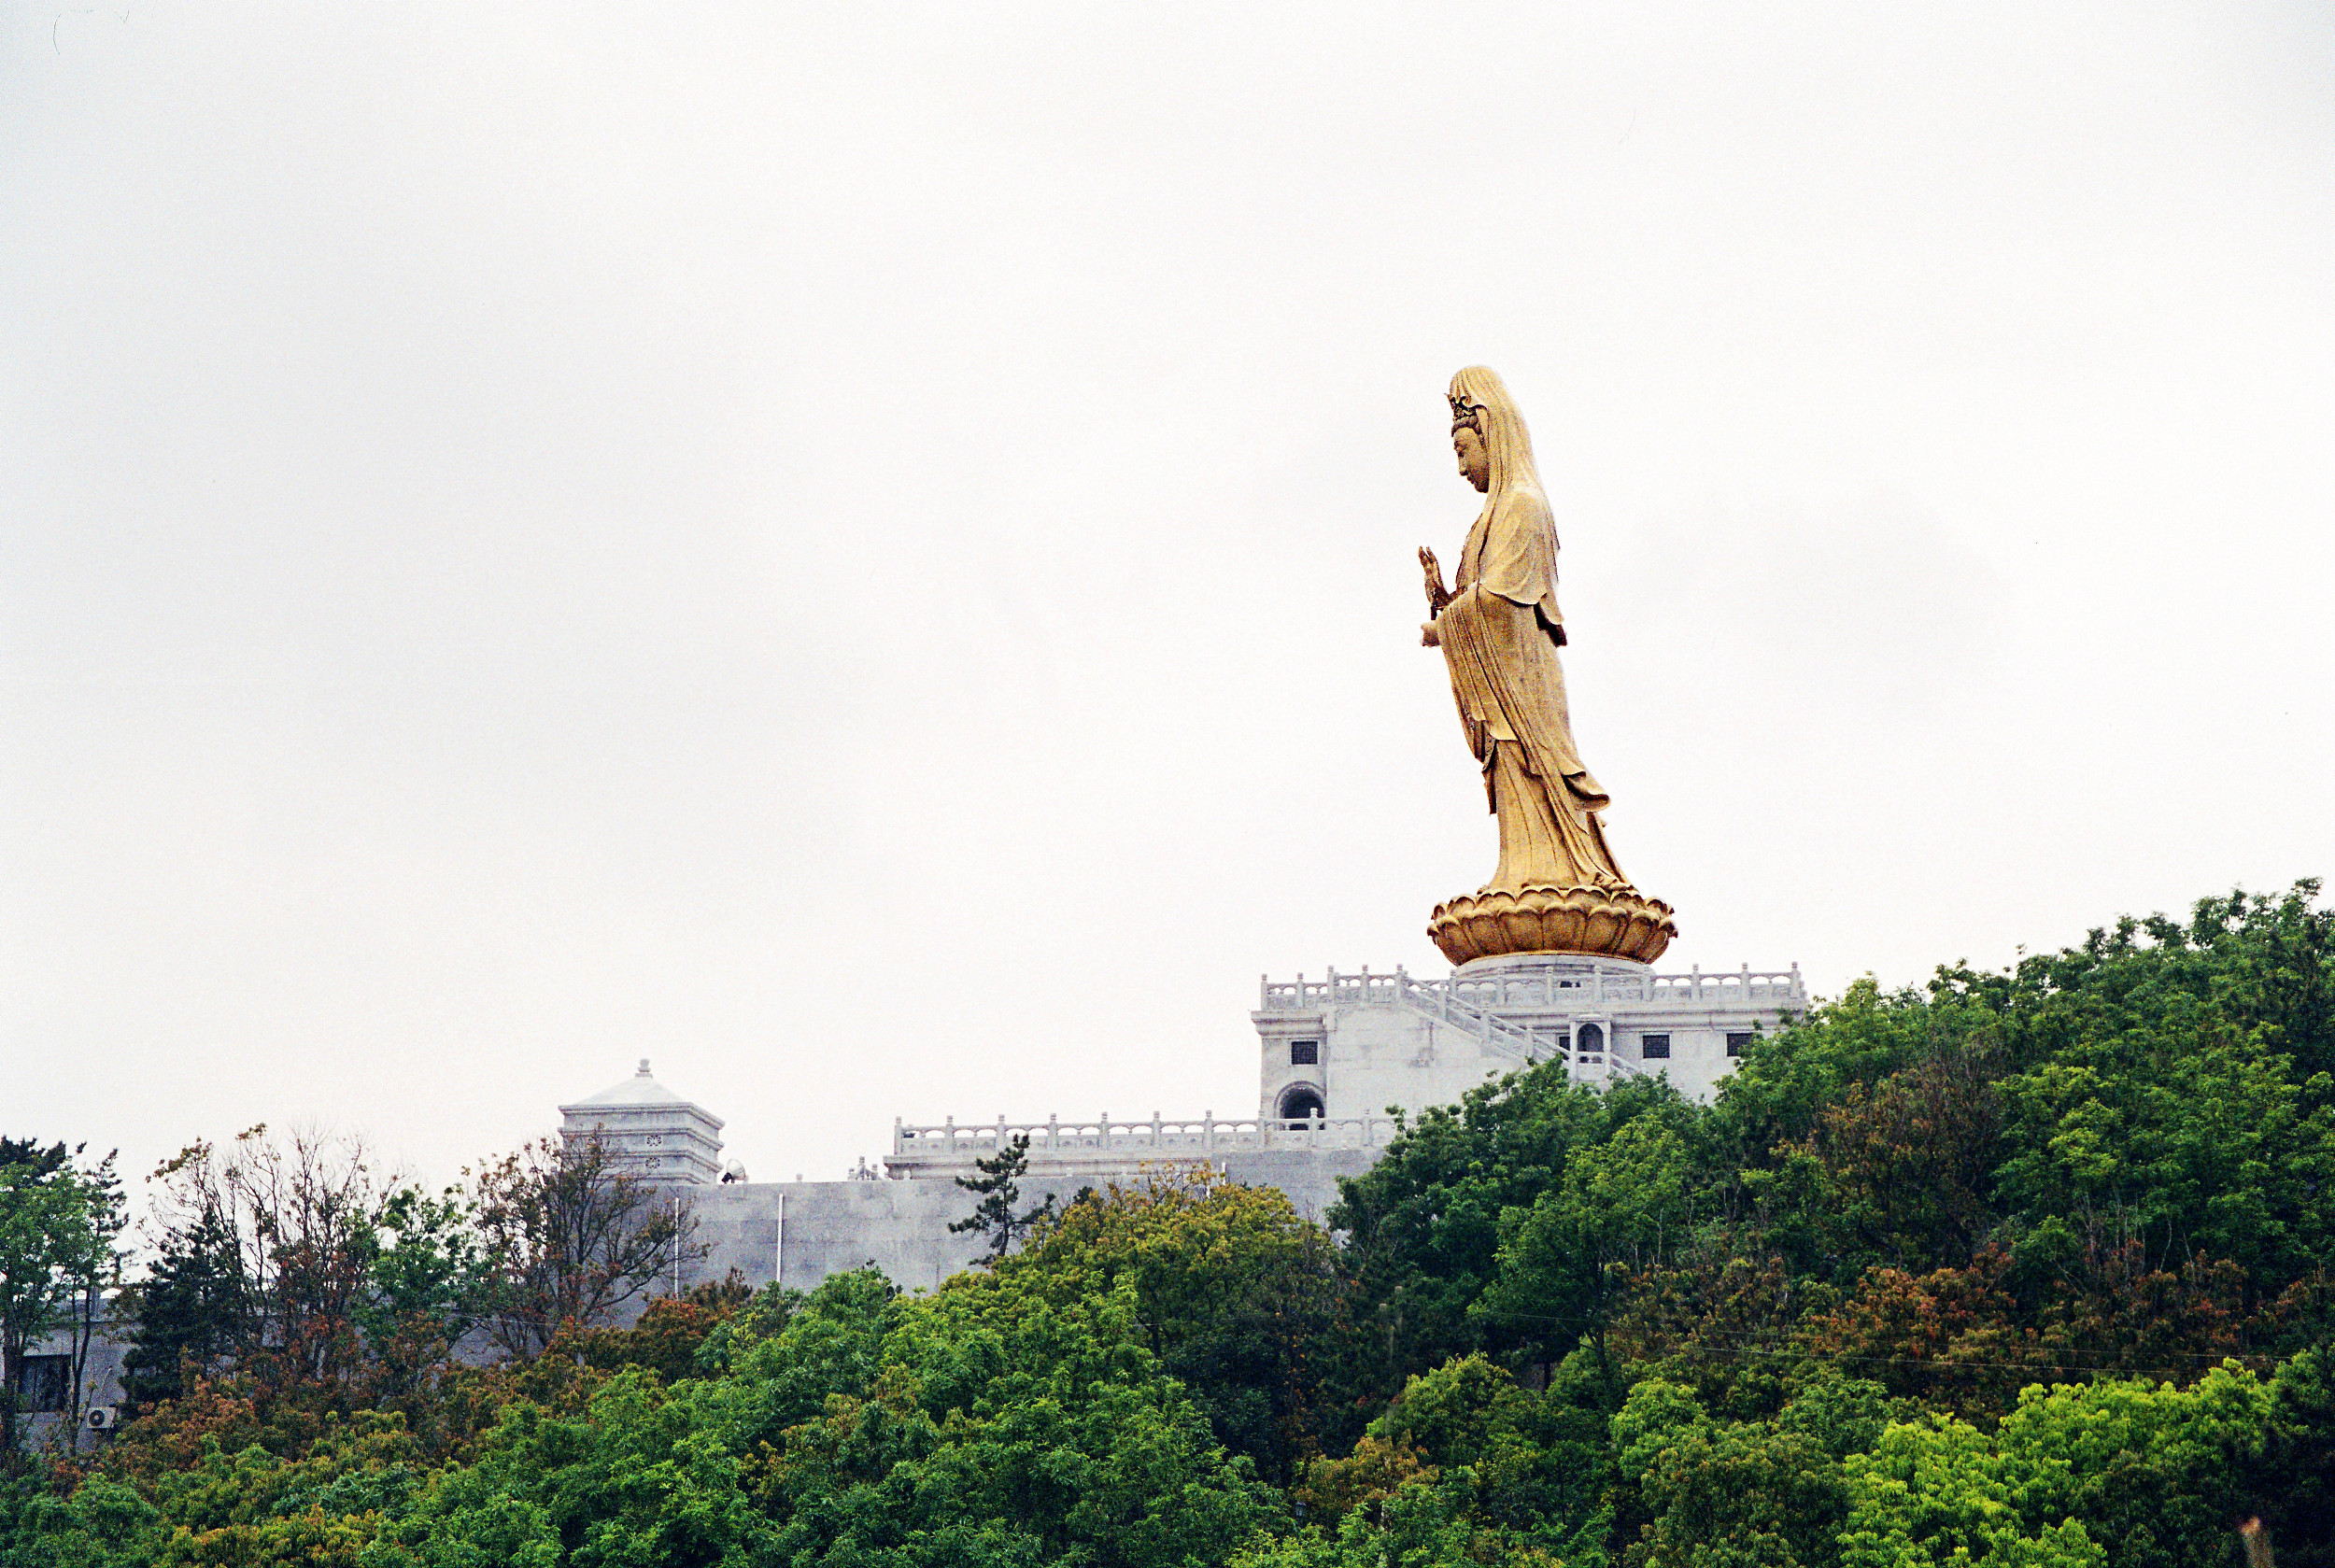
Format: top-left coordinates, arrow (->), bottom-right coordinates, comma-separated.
470,1134 -> 705,1357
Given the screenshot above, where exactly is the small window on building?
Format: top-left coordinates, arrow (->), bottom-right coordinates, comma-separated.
1640,1034 -> 1671,1059
1290,1039 -> 1320,1067
1577,1022 -> 1605,1054
12,1355 -> 70,1413
1726,1032 -> 1753,1057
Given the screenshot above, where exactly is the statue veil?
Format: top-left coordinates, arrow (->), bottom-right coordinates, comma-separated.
1449,364 -> 1542,509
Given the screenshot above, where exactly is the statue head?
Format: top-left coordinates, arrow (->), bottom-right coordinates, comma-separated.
1448,366 -> 1540,500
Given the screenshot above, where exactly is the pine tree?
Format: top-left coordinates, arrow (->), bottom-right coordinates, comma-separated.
120,1205 -> 248,1407
948,1134 -> 1055,1262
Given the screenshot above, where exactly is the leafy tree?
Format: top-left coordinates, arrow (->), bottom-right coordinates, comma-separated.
354,1184 -> 492,1406
991,1176 -> 1349,1481
1607,1372 -> 1888,1568
371,1266 -> 1277,1568
2260,1345 -> 2335,1568
1840,1364 -> 2276,1568
1841,1414 -> 2106,1568
0,1141 -> 72,1182
0,1139 -> 123,1453
1961,883 -> 2335,1084
1479,1097 -> 1705,1369
130,1126 -> 394,1399
949,1132 -> 1058,1261
1269,1352 -> 1611,1566
1993,1021 -> 2335,1298
1605,1249 -> 1816,1421
569,1271 -> 756,1384
0,1466 -> 164,1567
469,1135 -> 704,1356
1327,1063 -> 1693,1417
1790,1247 -> 2034,1414
1702,975 -> 1975,1211
121,1129 -> 498,1467
1785,1045 -> 2005,1270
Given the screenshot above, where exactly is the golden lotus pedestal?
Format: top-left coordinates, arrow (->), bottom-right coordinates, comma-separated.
1428,883 -> 1678,968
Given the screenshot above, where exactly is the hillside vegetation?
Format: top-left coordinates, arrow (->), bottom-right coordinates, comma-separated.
5,883 -> 2333,1567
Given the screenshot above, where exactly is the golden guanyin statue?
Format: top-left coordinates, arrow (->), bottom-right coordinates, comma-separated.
1419,367 -> 1677,966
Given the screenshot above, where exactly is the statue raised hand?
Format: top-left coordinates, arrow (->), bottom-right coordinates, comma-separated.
1419,545 -> 1451,644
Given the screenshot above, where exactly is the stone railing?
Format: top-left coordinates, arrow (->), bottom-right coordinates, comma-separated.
890,1111 -> 1400,1162
1251,968 -> 1553,1065
1259,963 -> 1805,1014
1260,969 -> 1410,1010
1641,967 -> 1806,1007
1396,976 -> 1550,1063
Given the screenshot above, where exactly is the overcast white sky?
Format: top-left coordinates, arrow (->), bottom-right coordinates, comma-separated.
6,3 -> 2332,1204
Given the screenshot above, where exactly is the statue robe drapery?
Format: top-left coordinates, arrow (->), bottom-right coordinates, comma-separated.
1436,485 -> 1630,895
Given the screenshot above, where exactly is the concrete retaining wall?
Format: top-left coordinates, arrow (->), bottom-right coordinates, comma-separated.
1215,1148 -> 1380,1222
686,1179 -> 992,1296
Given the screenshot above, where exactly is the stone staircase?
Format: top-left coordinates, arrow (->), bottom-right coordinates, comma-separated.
1257,965 -> 1654,1083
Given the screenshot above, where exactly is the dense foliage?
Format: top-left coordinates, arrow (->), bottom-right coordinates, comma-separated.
3,883 -> 2334,1566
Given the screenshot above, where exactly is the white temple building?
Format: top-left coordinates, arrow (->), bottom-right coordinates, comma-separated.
1252,954 -> 1807,1125
580,951 -> 1808,1299
882,954 -> 1804,1185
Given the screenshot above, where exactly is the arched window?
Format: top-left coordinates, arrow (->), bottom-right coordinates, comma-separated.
1578,1023 -> 1605,1054
1277,1085 -> 1325,1126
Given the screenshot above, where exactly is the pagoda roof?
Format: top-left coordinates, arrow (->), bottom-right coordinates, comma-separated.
564,1059 -> 696,1111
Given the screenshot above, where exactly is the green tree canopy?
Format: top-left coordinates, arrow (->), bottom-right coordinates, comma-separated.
0,1138 -> 122,1454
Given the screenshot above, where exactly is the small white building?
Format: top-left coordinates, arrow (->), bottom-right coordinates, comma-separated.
559,1060 -> 727,1185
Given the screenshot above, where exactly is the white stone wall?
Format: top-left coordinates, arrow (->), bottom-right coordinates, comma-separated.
679,1150 -> 1383,1304
1258,1006 -> 1510,1128
685,1179 -> 996,1296
578,958 -> 1804,1309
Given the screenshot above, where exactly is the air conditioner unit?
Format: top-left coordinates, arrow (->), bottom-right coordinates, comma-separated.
85,1406 -> 115,1432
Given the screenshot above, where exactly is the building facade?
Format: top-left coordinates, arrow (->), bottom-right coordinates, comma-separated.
7,1306 -> 129,1455
646,950 -> 1807,1300
1253,954 -> 1807,1125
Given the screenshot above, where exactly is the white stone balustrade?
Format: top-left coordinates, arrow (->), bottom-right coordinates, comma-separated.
1251,954 -> 1802,1122
889,1110 -> 1399,1162
1258,963 -> 1804,1014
